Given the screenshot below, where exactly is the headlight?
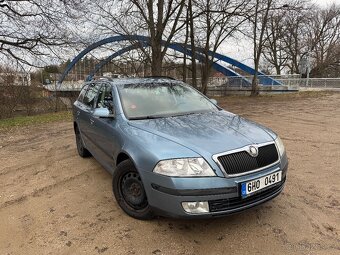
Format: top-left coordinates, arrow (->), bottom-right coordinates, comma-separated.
275,136 -> 285,157
153,158 -> 216,177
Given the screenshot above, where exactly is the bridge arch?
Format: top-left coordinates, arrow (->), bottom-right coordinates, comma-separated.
59,35 -> 280,86
86,41 -> 243,82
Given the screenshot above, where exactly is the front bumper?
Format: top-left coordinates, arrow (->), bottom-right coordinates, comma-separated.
141,162 -> 288,219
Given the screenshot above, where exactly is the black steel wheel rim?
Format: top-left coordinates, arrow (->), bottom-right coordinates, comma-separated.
120,172 -> 148,210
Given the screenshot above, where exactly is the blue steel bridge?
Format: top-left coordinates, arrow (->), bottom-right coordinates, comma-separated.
58,35 -> 282,88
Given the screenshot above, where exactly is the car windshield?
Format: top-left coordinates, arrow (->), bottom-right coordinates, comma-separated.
117,82 -> 218,119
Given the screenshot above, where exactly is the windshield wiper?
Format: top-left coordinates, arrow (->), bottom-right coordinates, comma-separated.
129,111 -> 208,120
169,111 -> 202,117
129,115 -> 165,120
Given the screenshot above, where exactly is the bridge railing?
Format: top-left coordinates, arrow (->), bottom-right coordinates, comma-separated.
205,75 -> 340,88
47,73 -> 340,93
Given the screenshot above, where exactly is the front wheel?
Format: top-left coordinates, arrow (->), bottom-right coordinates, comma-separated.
112,160 -> 153,220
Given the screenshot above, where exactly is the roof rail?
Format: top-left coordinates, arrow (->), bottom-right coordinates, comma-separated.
143,76 -> 176,80
93,76 -> 114,81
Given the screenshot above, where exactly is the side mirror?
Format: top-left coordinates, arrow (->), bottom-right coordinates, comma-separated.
210,98 -> 218,105
93,108 -> 114,118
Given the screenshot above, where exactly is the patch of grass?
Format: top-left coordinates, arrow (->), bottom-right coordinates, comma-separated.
0,111 -> 72,130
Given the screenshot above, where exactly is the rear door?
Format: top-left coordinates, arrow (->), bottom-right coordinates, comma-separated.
74,83 -> 88,129
77,82 -> 101,151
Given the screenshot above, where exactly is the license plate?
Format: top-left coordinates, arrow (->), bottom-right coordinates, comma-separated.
241,171 -> 282,197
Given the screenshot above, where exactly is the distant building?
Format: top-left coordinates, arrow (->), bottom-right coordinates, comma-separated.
210,72 -> 228,86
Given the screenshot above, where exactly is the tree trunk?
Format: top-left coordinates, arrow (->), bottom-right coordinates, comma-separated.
188,0 -> 197,88
251,59 -> 260,96
275,65 -> 281,75
182,51 -> 187,82
251,0 -> 272,96
54,73 -> 59,111
201,70 -> 210,95
201,53 -> 211,95
151,41 -> 163,76
190,42 -> 197,88
251,75 -> 259,96
182,6 -> 189,82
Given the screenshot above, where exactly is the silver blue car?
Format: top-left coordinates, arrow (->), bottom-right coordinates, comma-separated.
73,77 -> 288,219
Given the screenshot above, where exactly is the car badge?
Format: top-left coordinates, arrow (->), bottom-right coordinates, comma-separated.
248,145 -> 258,157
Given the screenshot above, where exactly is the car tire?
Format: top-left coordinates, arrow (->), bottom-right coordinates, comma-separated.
112,160 -> 154,220
75,127 -> 91,158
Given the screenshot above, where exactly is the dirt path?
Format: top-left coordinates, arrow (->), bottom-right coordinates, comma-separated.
0,93 -> 339,255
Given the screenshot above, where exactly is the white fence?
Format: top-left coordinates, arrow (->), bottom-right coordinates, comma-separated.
298,78 -> 340,88
204,75 -> 340,89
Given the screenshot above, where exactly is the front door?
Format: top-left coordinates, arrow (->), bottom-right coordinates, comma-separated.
88,84 -> 122,173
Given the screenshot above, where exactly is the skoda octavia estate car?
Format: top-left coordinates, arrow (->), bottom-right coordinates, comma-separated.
73,77 -> 288,219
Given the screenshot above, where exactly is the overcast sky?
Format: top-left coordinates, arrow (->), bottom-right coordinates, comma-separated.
315,0 -> 340,6
33,0 -> 340,73
220,0 -> 340,70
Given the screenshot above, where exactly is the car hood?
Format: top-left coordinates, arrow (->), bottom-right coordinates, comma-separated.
127,111 -> 275,155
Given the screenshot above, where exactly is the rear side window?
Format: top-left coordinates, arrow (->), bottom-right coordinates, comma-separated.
83,83 -> 100,107
77,84 -> 89,103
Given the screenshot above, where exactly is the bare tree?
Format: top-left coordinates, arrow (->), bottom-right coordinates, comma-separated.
282,6 -> 311,74
260,1 -> 339,77
247,0 -> 275,95
139,0 -> 186,75
87,0 -> 186,76
193,0 -> 250,94
0,0 -> 84,66
182,2 -> 190,83
188,0 -> 198,87
175,0 -> 199,87
0,65 -> 37,118
262,7 -> 289,74
307,4 -> 340,77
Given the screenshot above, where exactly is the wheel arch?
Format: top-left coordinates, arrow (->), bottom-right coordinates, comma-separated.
73,121 -> 79,133
116,151 -> 131,166
114,150 -> 149,179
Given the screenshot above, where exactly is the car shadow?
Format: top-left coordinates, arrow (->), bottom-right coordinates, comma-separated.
152,203 -> 275,233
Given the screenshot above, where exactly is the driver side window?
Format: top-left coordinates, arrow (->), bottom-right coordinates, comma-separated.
83,83 -> 100,108
96,84 -> 114,113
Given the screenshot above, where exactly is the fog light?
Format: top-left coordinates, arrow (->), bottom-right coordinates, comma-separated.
182,201 -> 209,214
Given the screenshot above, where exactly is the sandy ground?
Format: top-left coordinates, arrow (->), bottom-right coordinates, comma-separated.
0,93 -> 339,255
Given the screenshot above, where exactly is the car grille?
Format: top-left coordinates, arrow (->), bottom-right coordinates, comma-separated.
209,179 -> 285,213
217,143 -> 279,176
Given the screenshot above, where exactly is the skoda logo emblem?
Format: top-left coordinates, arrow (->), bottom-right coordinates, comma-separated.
248,145 -> 258,157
